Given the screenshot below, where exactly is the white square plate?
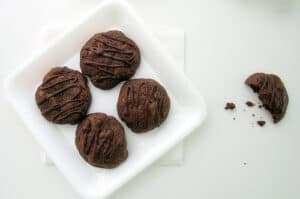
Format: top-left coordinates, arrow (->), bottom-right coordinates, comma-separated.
4,0 -> 206,198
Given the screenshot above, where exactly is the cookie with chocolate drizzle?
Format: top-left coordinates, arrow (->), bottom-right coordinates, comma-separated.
75,113 -> 128,168
80,30 -> 141,89
245,73 -> 289,123
117,79 -> 170,133
35,67 -> 91,124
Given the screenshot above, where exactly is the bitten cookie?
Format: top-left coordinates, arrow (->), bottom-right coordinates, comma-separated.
80,30 -> 141,89
35,67 -> 91,124
245,73 -> 289,123
117,79 -> 170,133
75,113 -> 128,168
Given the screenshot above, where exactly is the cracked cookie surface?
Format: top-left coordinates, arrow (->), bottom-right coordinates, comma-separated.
75,113 -> 128,168
117,79 -> 170,133
35,66 -> 91,124
80,30 -> 140,89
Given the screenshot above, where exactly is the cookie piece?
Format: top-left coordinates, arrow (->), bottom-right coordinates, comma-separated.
35,67 -> 91,124
225,102 -> 236,110
245,101 -> 255,107
117,79 -> 170,133
257,120 -> 266,127
80,30 -> 141,89
75,113 -> 128,168
245,73 -> 288,123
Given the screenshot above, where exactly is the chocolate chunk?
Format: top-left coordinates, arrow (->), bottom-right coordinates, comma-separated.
35,67 -> 91,124
80,30 -> 141,89
75,113 -> 128,168
225,102 -> 236,110
117,79 -> 170,133
257,120 -> 266,127
245,73 -> 288,123
246,101 -> 255,107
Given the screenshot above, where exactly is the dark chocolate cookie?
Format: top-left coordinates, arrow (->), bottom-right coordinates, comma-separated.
75,113 -> 128,168
80,30 -> 141,89
245,73 -> 288,123
117,79 -> 170,133
35,67 -> 91,124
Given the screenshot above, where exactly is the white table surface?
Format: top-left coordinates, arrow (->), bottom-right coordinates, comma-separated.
1,0 -> 300,198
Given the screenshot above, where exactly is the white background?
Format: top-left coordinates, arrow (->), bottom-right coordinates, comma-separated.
0,0 -> 300,198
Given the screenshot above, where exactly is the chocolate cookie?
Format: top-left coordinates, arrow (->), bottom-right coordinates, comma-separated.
75,113 -> 128,168
80,30 -> 141,89
35,67 -> 91,124
245,73 -> 289,123
117,79 -> 170,133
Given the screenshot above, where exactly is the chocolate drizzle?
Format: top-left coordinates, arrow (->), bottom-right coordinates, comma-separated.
117,79 -> 170,133
75,113 -> 128,168
245,73 -> 288,123
80,30 -> 140,89
35,67 -> 91,124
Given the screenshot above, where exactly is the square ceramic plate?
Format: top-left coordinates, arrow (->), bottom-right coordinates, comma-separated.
4,0 -> 206,198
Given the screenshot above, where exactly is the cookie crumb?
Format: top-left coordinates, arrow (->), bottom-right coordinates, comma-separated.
246,101 -> 255,107
257,120 -> 266,127
225,102 -> 235,110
